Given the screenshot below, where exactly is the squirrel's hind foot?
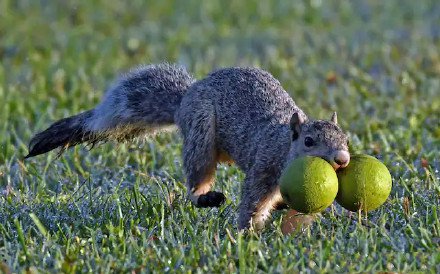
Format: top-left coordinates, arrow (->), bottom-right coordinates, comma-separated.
195,191 -> 226,207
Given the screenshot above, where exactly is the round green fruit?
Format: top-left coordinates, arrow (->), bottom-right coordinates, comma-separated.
336,154 -> 392,212
280,156 -> 338,213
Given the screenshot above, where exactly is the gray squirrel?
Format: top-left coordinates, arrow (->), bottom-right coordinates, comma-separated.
26,63 -> 350,230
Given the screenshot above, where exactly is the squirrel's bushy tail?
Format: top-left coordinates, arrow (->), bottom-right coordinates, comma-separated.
26,63 -> 195,158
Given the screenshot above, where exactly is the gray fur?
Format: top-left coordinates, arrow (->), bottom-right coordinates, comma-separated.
87,63 -> 195,134
27,63 -> 350,230
25,110 -> 94,158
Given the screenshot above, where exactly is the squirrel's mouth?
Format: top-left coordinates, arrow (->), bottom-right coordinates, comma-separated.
329,161 -> 349,170
331,162 -> 341,170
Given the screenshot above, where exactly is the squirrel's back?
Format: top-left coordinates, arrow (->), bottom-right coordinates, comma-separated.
176,67 -> 306,171
185,67 -> 300,123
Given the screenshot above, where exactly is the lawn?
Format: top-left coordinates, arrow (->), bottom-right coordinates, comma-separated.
1,0 -> 439,272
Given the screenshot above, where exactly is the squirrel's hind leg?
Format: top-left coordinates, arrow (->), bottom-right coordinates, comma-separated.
179,104 -> 225,208
185,157 -> 225,208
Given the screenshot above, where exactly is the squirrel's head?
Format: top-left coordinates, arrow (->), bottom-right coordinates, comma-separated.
289,112 -> 350,170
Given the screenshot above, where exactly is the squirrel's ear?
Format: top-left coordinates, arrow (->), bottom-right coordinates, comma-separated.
290,112 -> 305,140
331,112 -> 338,124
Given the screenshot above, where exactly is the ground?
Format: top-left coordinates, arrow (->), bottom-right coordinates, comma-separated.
0,0 -> 439,272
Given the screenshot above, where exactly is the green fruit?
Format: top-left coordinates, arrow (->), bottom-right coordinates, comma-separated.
280,156 -> 338,213
336,154 -> 392,212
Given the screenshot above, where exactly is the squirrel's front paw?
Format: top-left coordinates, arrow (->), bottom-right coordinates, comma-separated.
274,201 -> 289,210
196,191 -> 226,207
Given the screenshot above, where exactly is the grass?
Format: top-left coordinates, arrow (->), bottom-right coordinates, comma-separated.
1,0 -> 439,272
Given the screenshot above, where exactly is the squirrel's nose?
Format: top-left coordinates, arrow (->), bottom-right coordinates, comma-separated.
334,151 -> 350,167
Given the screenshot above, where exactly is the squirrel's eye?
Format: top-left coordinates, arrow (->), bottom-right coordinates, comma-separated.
304,137 -> 314,147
